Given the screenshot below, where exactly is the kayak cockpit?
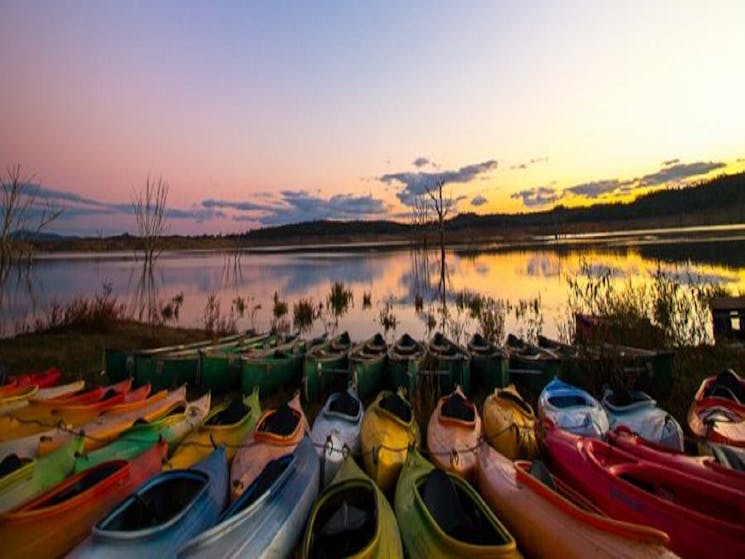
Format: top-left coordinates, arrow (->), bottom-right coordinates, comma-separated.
441,392 -> 475,422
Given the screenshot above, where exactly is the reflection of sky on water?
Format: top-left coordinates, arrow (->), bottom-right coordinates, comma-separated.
3,240 -> 745,340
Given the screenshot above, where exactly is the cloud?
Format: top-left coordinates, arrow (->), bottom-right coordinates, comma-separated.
379,159 -> 498,207
564,179 -> 624,199
637,161 -> 726,187
471,194 -> 487,207
202,198 -> 270,212
412,157 -> 432,168
510,186 -> 560,207
662,158 -> 680,166
510,156 -> 548,170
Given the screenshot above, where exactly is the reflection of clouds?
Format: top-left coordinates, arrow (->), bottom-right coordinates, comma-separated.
476,265 -> 489,275
524,255 -> 562,278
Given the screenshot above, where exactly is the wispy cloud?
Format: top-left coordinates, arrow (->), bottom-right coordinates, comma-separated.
662,158 -> 680,166
510,156 -> 549,171
637,161 -> 726,187
510,186 -> 560,207
564,179 -> 625,199
471,194 -> 487,207
379,159 -> 498,206
412,157 -> 432,168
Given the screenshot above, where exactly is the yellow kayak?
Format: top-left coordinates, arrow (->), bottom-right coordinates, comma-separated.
303,454 -> 403,558
167,386 -> 261,469
360,389 -> 420,493
0,386 -> 39,415
482,384 -> 538,460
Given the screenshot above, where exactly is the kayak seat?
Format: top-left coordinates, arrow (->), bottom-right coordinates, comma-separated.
329,391 -> 360,417
47,462 -> 123,508
441,393 -> 475,422
379,393 -> 412,423
222,456 -> 291,519
420,469 -> 504,545
498,389 -> 534,415
206,399 -> 247,426
529,460 -> 556,491
102,389 -> 118,400
102,474 -> 206,531
0,453 -> 23,477
259,404 -> 298,436
548,395 -> 587,408
706,369 -> 743,403
309,486 -> 376,559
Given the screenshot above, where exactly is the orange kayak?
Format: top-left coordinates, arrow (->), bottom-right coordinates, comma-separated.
426,386 -> 481,482
230,391 -> 309,500
0,385 -> 39,414
0,440 -> 167,559
482,384 -> 538,460
38,386 -> 185,455
476,442 -> 676,558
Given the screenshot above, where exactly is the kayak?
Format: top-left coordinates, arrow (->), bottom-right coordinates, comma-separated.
168,387 -> 261,469
0,440 -> 167,559
427,387 -> 481,482
46,382 -> 151,426
688,369 -> 745,446
468,334 -> 509,391
0,385 -> 39,414
30,380 -> 86,401
9,367 -> 63,389
426,333 -> 471,394
394,448 -> 520,558
349,333 -> 388,400
38,385 -> 186,456
0,435 -> 85,514
179,436 -> 319,558
388,334 -> 427,397
311,386 -> 363,486
70,446 -> 229,558
505,334 -> 562,393
72,393 -> 212,473
240,338 -> 306,398
230,391 -> 309,500
303,331 -> 352,401
542,420 -> 745,558
134,332 -> 272,390
105,331 -> 252,382
35,378 -> 133,406
360,389 -> 420,493
476,442 -> 676,558
302,453 -> 403,558
705,441 -> 745,471
200,333 -> 289,392
602,388 -> 684,451
538,378 -> 609,437
482,384 -> 538,460
607,426 -> 745,492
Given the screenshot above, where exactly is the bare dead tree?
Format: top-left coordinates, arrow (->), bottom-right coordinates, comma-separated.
131,176 -> 169,265
410,191 -> 432,248
1,165 -> 63,278
426,178 -> 455,314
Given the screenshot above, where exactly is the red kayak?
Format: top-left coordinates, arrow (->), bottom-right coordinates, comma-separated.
36,377 -> 133,405
543,419 -> 745,558
11,367 -> 63,389
608,426 -> 745,492
688,370 -> 745,447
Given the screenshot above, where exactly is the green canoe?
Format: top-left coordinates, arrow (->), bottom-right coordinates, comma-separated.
0,435 -> 85,514
394,448 -> 521,558
302,454 -> 403,558
241,339 -> 306,398
349,333 -> 388,400
468,334 -> 509,391
133,332 -> 271,390
104,331 -> 251,383
388,334 -> 427,397
72,393 -> 212,473
505,334 -> 562,395
426,333 -> 471,394
200,334 -> 295,392
303,332 -> 352,401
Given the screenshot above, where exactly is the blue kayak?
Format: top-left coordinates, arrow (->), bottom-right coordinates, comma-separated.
178,436 -> 320,558
538,378 -> 609,437
69,446 -> 229,558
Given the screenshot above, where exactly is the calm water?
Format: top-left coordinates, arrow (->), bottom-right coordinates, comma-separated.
3,230 -> 745,341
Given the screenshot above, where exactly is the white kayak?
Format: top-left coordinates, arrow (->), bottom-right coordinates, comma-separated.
538,378 -> 609,438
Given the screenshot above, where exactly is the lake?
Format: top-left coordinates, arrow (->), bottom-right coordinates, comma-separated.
3,226 -> 745,342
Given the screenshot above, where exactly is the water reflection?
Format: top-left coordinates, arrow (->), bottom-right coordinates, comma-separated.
2,235 -> 745,341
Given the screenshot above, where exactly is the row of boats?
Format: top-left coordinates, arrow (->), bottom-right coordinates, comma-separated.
1,360 -> 744,557
103,328 -> 674,403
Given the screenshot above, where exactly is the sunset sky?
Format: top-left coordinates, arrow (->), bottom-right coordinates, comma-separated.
2,1 -> 744,235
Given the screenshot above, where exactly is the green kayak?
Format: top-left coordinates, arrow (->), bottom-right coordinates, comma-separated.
200,334 -> 294,392
394,448 -> 521,558
240,339 -> 306,398
468,334 -> 509,391
72,392 -> 212,473
388,334 -> 427,397
303,332 -> 352,401
349,333 -> 388,400
303,454 -> 403,558
104,331 -> 251,383
133,332 -> 271,390
426,333 -> 471,394
505,334 -> 562,395
0,435 -> 85,514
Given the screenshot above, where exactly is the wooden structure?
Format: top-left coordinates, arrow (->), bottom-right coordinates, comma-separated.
710,296 -> 745,343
